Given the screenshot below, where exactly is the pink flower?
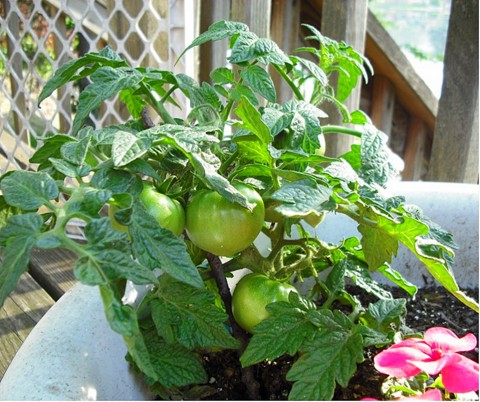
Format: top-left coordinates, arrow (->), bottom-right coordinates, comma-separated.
361,388 -> 443,400
374,327 -> 479,393
360,389 -> 442,401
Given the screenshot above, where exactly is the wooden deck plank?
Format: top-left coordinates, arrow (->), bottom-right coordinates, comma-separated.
0,272 -> 55,379
29,248 -> 78,301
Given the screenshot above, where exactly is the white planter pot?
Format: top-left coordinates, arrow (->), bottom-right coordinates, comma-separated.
0,182 -> 477,400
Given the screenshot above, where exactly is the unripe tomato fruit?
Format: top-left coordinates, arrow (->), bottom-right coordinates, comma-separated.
185,183 -> 265,256
138,183 -> 185,236
232,273 -> 298,333
109,183 -> 185,236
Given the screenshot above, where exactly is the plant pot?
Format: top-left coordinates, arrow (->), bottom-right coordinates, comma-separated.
0,181 -> 477,400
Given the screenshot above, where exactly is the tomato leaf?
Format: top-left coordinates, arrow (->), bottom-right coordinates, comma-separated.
1,171 -> 59,210
229,34 -> 291,66
60,135 -> 91,165
0,213 -> 44,306
234,97 -> 273,144
151,276 -> 240,350
358,223 -> 399,270
111,131 -> 152,167
129,200 -> 204,289
360,298 -> 407,334
99,284 -> 139,337
240,293 -> 319,367
38,46 -> 127,105
72,66 -> 143,134
140,327 -> 208,388
271,179 -> 334,217
286,311 -> 364,401
240,65 -> 276,103
178,20 -> 250,60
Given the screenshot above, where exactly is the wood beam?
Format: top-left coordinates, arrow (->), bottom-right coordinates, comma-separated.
427,0 -> 479,183
320,0 -> 368,157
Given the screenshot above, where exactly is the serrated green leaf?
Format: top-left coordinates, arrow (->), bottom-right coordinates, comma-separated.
179,20 -> 250,60
141,327 -> 207,388
94,249 -> 158,285
241,293 -> 318,367
84,217 -> 130,250
210,67 -> 235,84
376,265 -> 417,297
240,65 -> 276,103
99,284 -> 138,336
0,213 -> 44,306
229,34 -> 290,66
234,97 -> 273,144
60,135 -> 91,165
361,298 -> 407,333
344,262 -> 396,300
291,56 -> 328,86
358,124 -> 399,186
48,158 -> 91,178
72,67 -> 143,134
358,223 -> 398,270
0,196 -> 21,230
112,131 -> 152,167
29,135 -> 74,164
287,314 -> 364,400
1,171 -> 59,210
38,46 -> 127,105
73,255 -> 107,285
271,179 -> 333,217
325,259 -> 347,296
129,200 -> 203,289
91,166 -> 143,194
151,276 -> 239,350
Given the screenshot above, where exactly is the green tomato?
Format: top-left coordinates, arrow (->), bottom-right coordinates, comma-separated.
232,273 -> 298,333
185,183 -> 265,256
303,211 -> 326,227
138,184 -> 186,236
108,204 -> 128,232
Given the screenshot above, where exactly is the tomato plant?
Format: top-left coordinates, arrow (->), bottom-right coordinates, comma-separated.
0,19 -> 476,401
186,182 -> 264,256
232,273 -> 298,333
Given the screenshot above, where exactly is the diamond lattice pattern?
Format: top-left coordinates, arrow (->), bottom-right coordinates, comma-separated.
0,0 -> 193,173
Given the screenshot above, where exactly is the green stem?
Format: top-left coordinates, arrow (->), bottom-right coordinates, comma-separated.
273,64 -> 304,100
141,82 -> 176,124
322,125 -> 362,138
160,84 -> 178,104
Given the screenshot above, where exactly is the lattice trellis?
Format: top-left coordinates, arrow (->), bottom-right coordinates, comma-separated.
0,0 -> 196,174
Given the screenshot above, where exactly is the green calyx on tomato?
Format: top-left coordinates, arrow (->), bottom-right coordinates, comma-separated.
232,273 -> 298,333
138,183 -> 186,236
185,182 -> 265,257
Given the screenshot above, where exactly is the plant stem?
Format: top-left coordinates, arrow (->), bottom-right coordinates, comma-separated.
322,125 -> 362,138
141,82 -> 176,124
273,63 -> 304,100
205,253 -> 260,399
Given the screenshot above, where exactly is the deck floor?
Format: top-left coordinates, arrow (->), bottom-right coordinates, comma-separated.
0,248 -> 77,379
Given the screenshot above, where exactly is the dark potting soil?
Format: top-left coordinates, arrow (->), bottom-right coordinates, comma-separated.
195,286 -> 479,401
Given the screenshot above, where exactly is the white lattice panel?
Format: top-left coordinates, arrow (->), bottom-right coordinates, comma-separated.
0,0 -> 196,174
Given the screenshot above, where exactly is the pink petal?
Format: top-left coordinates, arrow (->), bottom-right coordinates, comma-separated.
374,345 -> 429,377
411,353 -> 458,375
398,389 -> 443,400
424,327 -> 477,353
441,354 -> 479,393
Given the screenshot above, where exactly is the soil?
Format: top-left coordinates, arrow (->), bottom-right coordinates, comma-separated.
195,286 -> 479,401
